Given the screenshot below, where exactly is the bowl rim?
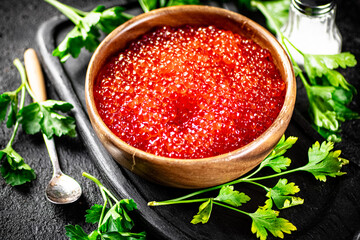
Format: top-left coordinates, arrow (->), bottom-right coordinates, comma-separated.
85,5 -> 296,165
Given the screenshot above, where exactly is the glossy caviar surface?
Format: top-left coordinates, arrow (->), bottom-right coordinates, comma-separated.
94,25 -> 286,159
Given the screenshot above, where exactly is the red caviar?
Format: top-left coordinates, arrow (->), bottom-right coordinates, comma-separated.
94,25 -> 286,159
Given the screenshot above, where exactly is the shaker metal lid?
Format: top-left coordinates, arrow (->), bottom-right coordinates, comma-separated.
293,0 -> 335,15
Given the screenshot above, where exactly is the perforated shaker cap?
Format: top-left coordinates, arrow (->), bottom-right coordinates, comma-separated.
293,0 -> 335,15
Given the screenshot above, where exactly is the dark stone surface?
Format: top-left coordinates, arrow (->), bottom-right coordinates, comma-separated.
0,0 -> 113,239
0,0 -> 359,240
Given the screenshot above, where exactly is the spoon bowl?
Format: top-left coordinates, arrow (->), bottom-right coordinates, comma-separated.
42,134 -> 82,204
45,173 -> 82,204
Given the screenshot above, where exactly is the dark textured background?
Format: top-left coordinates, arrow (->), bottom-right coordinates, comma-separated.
0,0 -> 112,239
0,0 -> 359,240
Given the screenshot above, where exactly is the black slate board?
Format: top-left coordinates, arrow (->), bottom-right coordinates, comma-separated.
35,1 -> 360,239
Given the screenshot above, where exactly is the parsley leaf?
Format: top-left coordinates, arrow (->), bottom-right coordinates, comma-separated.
308,85 -> 340,131
262,156 -> 292,173
45,0 -> 133,62
306,85 -> 359,139
249,199 -> 297,240
0,91 -> 19,128
258,0 -> 290,33
65,225 -> 90,240
304,53 -> 357,92
259,135 -> 297,172
312,125 -> 342,143
85,204 -> 106,224
96,6 -> 133,34
266,179 -> 304,209
52,9 -> 101,62
17,100 -> 76,139
267,135 -> 298,159
99,200 -> 137,233
191,199 -> 213,224
300,141 -> 349,181
238,0 -> 290,34
214,185 -> 250,207
0,145 -> 36,186
53,28 -> 85,63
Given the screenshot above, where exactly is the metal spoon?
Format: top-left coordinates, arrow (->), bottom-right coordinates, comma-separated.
24,48 -> 82,204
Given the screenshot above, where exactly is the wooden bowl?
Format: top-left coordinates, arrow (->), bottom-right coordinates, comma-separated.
85,5 -> 296,188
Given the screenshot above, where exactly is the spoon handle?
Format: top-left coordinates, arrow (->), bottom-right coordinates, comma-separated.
24,48 -> 62,176
24,48 -> 47,102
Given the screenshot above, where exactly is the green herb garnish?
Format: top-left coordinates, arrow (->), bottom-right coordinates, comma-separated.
45,0 -> 133,63
17,100 -> 76,139
0,60 -> 35,186
240,0 -> 358,142
65,172 -> 146,240
0,89 -> 19,128
148,135 -> 349,240
45,0 -> 200,62
0,59 -> 76,186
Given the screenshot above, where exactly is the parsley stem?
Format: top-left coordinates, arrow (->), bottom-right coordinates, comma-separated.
23,79 -> 38,102
243,180 -> 270,191
150,177 -> 253,204
153,156 -> 271,204
45,0 -> 82,25
253,1 -> 281,37
122,12 -> 136,20
280,35 -> 310,89
138,0 -> 150,13
213,202 -> 249,216
13,59 -> 27,109
154,187 -> 221,203
14,83 -> 25,95
160,0 -> 167,7
284,37 -> 305,57
150,166 -> 301,205
242,165 -> 264,181
6,121 -> 19,148
98,197 -> 108,229
82,172 -> 119,203
8,59 -> 27,147
83,172 -> 102,187
246,167 -> 301,182
148,198 -> 210,206
102,187 -> 119,203
150,164 -> 266,203
68,6 -> 88,17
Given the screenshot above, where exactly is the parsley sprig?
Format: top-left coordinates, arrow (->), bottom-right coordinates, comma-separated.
45,0 -> 200,63
45,0 -> 134,62
148,136 -> 349,240
0,59 -> 36,186
0,59 -> 77,186
65,172 -> 146,240
242,0 -> 358,142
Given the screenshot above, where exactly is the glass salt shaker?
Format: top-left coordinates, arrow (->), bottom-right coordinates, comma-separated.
281,0 -> 342,66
